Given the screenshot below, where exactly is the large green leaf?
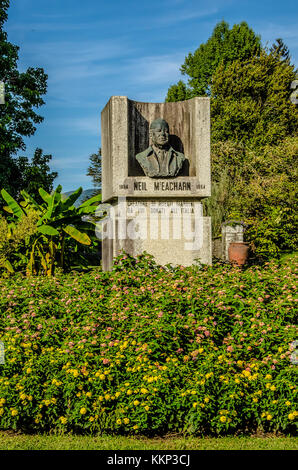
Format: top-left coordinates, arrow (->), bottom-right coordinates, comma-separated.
78,205 -> 97,214
79,192 -> 101,208
39,188 -> 51,204
61,187 -> 83,211
20,190 -> 41,210
3,259 -> 14,273
1,189 -> 24,219
3,205 -> 13,214
37,225 -> 59,236
63,225 -> 91,245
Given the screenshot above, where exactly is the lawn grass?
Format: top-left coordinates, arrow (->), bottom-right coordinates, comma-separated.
0,432 -> 297,450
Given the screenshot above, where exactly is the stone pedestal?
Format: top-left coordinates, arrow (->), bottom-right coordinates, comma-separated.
99,199 -> 212,270
100,96 -> 212,270
222,223 -> 245,261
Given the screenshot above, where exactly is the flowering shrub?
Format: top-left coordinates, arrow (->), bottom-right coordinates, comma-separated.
0,253 -> 297,435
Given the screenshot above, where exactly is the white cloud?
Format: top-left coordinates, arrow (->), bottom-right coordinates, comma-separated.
126,53 -> 185,85
47,116 -> 100,136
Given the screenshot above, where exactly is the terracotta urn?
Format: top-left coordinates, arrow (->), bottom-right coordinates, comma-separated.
228,242 -> 250,266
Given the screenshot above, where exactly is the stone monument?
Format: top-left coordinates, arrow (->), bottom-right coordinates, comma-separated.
100,96 -> 212,270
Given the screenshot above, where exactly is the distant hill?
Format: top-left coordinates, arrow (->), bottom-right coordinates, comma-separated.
63,188 -> 99,207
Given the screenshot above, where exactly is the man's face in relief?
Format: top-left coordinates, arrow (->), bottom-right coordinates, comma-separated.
150,120 -> 170,148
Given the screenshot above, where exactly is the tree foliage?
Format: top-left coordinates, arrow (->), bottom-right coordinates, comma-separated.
16,148 -> 58,202
211,51 -> 298,147
0,0 -> 53,199
166,20 -> 261,101
167,21 -> 298,258
87,148 -> 102,191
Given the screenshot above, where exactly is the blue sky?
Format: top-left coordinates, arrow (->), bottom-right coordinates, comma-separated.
5,0 -> 298,192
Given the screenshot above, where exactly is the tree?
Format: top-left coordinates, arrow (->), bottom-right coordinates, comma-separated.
211,50 -> 298,147
166,21 -> 298,258
270,38 -> 291,63
16,148 -> 58,202
87,148 -> 102,191
0,0 -> 49,197
166,20 -> 261,101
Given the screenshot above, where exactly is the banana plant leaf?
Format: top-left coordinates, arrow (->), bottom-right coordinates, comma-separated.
61,187 -> 83,211
3,259 -> 14,273
3,205 -> 13,214
79,193 -> 101,208
20,190 -> 41,210
63,225 -> 91,245
1,189 -> 24,219
39,188 -> 52,204
37,225 -> 59,236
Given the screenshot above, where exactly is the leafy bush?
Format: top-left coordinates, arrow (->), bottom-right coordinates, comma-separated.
0,253 -> 297,436
209,136 -> 298,259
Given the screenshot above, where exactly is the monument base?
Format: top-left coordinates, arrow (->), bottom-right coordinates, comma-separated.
100,198 -> 212,271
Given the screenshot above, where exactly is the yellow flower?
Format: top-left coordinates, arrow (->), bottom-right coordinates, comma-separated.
285,401 -> 291,406
134,400 -> 140,406
193,402 -> 197,408
89,416 -> 95,422
127,390 -> 132,395
144,406 -> 149,411
76,392 -> 81,397
0,408 -> 4,416
288,413 -> 295,420
51,398 -> 57,404
198,348 -> 204,353
235,378 -> 240,384
116,418 -> 122,425
253,398 -> 258,403
265,374 -> 272,380
115,392 -> 121,398
26,368 -> 32,374
204,397 -> 210,403
133,424 -> 139,430
59,416 -> 67,424
11,409 -> 18,416
266,414 -> 273,420
80,407 -> 87,415
123,418 -> 130,424
104,394 -> 110,400
270,385 -> 276,391
86,392 -> 92,398
242,370 -> 251,377
141,388 -> 148,394
220,416 -> 226,423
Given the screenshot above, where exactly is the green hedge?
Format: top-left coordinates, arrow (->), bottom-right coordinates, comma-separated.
0,253 -> 297,435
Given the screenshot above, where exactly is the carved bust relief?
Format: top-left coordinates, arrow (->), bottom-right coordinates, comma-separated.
135,118 -> 188,178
